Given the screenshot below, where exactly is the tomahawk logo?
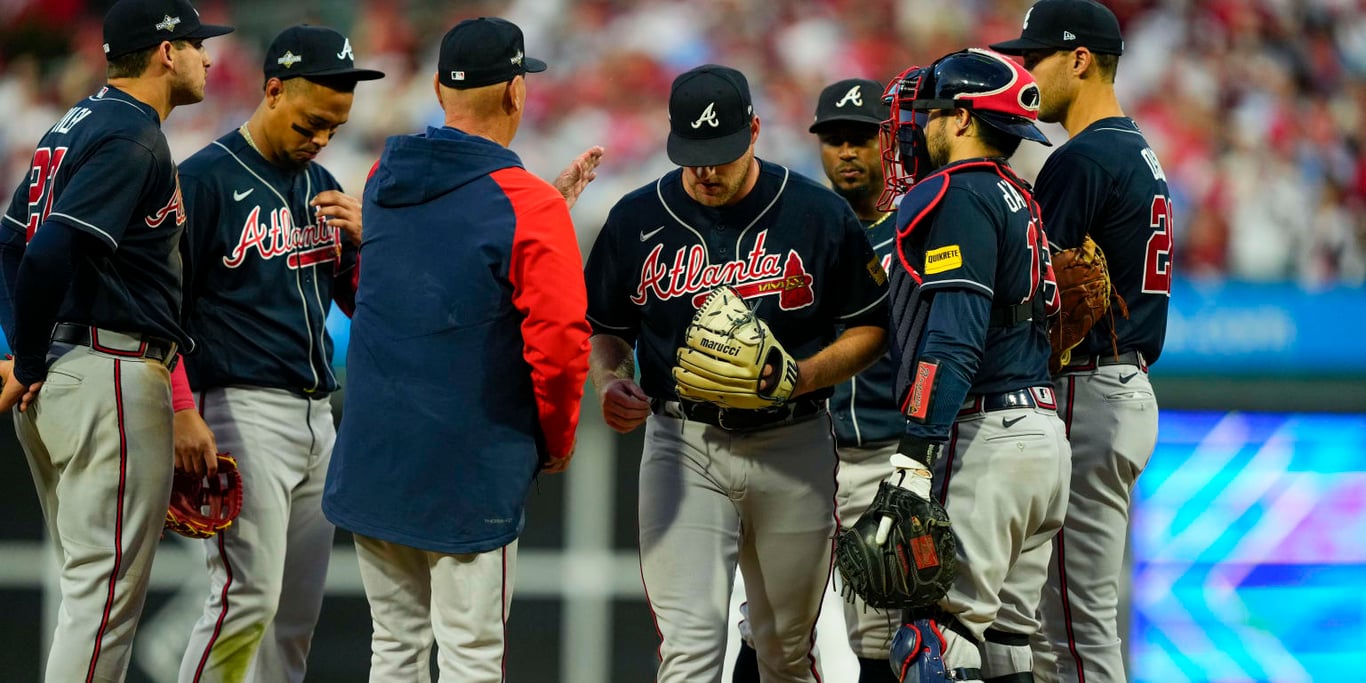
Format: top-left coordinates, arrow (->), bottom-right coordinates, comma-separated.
691,103 -> 720,129
835,85 -> 863,108
337,38 -> 355,61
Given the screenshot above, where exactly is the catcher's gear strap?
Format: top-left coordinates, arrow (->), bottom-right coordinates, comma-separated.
987,294 -> 1045,328
984,674 -> 1034,683
983,628 -> 1030,646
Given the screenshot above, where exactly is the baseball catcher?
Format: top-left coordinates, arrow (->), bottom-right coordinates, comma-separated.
1048,235 -> 1126,372
673,286 -> 799,410
165,453 -> 243,539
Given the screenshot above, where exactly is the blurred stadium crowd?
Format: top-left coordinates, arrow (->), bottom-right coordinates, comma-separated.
2,0 -> 1364,284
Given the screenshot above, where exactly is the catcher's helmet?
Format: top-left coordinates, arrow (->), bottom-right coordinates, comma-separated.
878,48 -> 1051,209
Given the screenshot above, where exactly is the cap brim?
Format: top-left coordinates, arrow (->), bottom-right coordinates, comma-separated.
809,113 -> 886,133
987,37 -> 1055,55
524,57 -> 547,74
975,111 -> 1053,146
185,24 -> 235,40
298,66 -> 387,81
667,126 -> 751,167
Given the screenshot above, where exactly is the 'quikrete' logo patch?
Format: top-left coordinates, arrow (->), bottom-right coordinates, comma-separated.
924,245 -> 963,275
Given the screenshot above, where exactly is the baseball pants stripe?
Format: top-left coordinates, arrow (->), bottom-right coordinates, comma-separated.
187,532 -> 236,682
86,359 -> 130,682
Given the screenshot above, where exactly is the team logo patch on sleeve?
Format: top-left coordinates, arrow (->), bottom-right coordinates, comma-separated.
924,245 -> 962,275
866,256 -> 887,286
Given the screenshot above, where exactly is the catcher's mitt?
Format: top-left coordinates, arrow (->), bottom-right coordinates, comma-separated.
165,453 -> 243,539
672,286 -> 799,410
835,481 -> 959,610
1048,235 -> 1126,372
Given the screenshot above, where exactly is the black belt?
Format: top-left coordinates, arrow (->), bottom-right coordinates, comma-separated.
653,398 -> 824,432
1060,349 -> 1147,374
51,323 -> 177,368
958,386 -> 1058,417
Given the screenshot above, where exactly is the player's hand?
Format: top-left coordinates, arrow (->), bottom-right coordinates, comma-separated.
173,409 -> 218,477
312,190 -> 363,246
0,358 -> 43,413
875,444 -> 938,546
552,145 -> 605,210
542,437 -> 576,475
598,377 -> 650,434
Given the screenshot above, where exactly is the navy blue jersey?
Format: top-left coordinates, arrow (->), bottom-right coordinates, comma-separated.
830,212 -> 904,446
890,158 -> 1054,438
178,129 -> 356,395
585,159 -> 889,402
1035,117 -> 1171,364
2,86 -> 188,345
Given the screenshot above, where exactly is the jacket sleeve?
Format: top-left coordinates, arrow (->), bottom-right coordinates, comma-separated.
496,168 -> 592,463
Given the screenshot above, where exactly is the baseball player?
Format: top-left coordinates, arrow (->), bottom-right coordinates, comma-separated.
876,49 -> 1070,682
732,77 -> 903,683
324,18 -> 598,682
0,0 -> 230,680
174,25 -> 382,683
585,64 -> 889,683
992,2 -> 1172,680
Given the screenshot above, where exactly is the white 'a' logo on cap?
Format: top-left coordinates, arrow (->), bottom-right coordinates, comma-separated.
156,15 -> 181,32
835,85 -> 863,108
337,38 -> 355,61
1022,7 -> 1033,29
691,102 -> 720,129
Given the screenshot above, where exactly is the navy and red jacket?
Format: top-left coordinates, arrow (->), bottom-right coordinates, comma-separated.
324,126 -> 591,554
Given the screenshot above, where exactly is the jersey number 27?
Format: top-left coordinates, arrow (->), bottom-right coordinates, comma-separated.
1143,194 -> 1173,295
24,146 -> 68,242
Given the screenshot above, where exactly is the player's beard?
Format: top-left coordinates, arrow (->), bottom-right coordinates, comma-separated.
686,150 -> 755,208
926,122 -> 951,171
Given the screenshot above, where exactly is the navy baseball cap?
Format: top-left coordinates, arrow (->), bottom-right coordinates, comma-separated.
668,65 -> 755,167
438,17 -> 547,89
990,0 -> 1125,56
103,0 -> 233,60
810,78 -> 890,133
263,25 -> 385,83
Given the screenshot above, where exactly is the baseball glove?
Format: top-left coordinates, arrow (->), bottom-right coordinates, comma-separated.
1049,235 -> 1125,372
165,453 -> 243,539
672,286 -> 799,410
835,481 -> 959,610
